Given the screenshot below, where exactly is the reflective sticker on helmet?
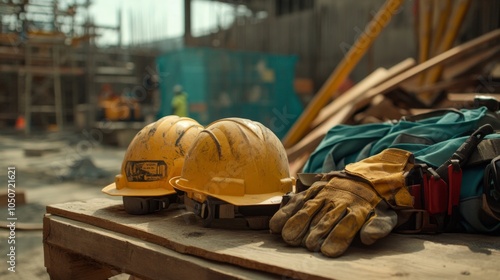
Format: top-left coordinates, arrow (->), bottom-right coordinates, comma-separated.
125,161 -> 166,182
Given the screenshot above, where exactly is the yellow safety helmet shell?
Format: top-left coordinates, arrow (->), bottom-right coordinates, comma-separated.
102,115 -> 203,197
171,118 -> 293,206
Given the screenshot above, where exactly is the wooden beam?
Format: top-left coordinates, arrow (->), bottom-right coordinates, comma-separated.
447,93 -> 500,101
418,0 -> 434,64
286,58 -> 415,167
402,75 -> 478,94
44,215 -> 276,280
311,58 -> 415,129
420,0 -> 472,103
282,0 -> 404,148
288,105 -> 352,175
0,190 -> 26,207
442,45 -> 500,81
0,64 -> 85,75
289,151 -> 314,178
429,0 -> 453,58
44,244 -> 116,280
293,31 -> 499,164
287,71 -> 386,163
364,29 -> 500,104
310,68 -> 389,129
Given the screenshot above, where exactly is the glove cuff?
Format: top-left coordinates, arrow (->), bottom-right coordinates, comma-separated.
344,148 -> 415,209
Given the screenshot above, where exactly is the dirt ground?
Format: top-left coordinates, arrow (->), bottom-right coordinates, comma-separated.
0,129 -> 128,279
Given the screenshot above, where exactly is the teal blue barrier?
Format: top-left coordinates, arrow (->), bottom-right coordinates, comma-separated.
156,48 -> 303,139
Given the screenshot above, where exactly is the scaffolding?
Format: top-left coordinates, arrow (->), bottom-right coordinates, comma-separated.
0,0 -> 158,133
1,1 -> 83,131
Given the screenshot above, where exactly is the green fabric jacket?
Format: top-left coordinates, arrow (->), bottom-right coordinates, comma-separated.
303,107 -> 500,233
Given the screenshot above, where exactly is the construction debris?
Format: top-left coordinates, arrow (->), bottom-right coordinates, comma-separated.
287,28 -> 500,176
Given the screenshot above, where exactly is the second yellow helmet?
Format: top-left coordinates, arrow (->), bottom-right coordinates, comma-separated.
171,117 -> 294,206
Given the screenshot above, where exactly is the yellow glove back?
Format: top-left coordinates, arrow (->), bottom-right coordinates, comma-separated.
269,148 -> 414,257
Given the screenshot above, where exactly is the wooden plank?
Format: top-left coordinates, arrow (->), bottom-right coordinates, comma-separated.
440,93 -> 500,109
401,74 -> 478,94
442,45 -> 500,81
287,58 -> 415,165
418,0 -> 433,64
0,64 -> 85,75
492,63 -> 500,78
287,106 -> 354,175
420,0 -> 473,104
94,75 -> 139,84
429,0 -> 453,58
289,152 -> 312,178
46,198 -> 500,280
350,95 -> 406,124
422,0 -> 472,88
310,68 -> 389,129
311,57 -> 415,129
447,93 -> 500,101
364,29 -> 500,106
287,105 -> 352,164
44,244 -> 115,280
0,221 -> 42,230
44,215 -> 276,280
0,190 -> 25,207
282,0 -> 405,148
289,106 -> 355,175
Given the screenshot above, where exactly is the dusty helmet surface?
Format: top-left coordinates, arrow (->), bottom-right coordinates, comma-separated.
102,115 -> 203,197
171,117 -> 293,206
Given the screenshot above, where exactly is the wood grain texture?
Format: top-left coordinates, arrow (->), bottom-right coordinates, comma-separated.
44,242 -> 115,280
46,198 -> 500,280
44,215 -> 276,280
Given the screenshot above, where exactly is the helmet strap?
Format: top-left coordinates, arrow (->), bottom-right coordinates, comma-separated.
183,196 -> 279,230
122,194 -> 177,215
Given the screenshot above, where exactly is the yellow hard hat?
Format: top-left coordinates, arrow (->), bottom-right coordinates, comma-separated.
102,115 -> 203,198
170,117 -> 294,206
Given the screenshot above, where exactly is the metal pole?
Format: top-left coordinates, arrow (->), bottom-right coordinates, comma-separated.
54,46 -> 63,131
184,0 -> 192,45
24,44 -> 32,134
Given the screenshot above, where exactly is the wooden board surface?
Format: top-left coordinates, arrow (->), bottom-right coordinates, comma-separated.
44,215 -> 277,280
46,198 -> 500,280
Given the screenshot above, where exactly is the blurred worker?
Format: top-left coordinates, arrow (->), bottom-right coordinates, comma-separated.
172,85 -> 189,117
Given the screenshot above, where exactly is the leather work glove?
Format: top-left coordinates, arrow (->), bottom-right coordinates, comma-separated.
270,148 -> 415,257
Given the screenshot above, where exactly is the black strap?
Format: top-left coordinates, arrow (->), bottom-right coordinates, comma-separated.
435,124 -> 494,181
401,108 -> 464,122
467,138 -> 500,166
483,156 -> 500,219
122,195 -> 175,215
393,133 -> 435,145
183,196 -> 278,230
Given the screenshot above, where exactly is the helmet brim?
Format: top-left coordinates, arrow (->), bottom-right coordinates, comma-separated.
171,177 -> 284,206
212,192 -> 284,206
102,183 -> 176,197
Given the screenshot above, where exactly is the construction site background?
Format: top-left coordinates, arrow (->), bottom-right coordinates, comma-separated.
1,0 -> 498,135
0,0 -> 499,279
